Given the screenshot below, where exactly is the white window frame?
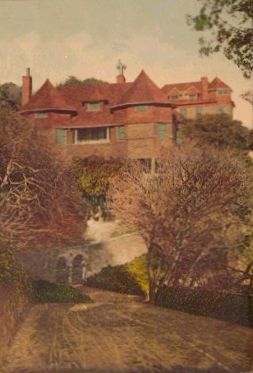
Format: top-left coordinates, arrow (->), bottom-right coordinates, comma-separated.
74,127 -> 110,144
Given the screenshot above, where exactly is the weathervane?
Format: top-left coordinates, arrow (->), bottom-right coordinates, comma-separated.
116,59 -> 127,75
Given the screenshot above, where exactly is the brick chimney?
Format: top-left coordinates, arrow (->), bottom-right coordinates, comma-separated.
116,74 -> 126,84
201,76 -> 208,100
22,67 -> 32,106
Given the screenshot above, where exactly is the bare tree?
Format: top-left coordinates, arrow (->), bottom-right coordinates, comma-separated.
109,143 -> 249,302
0,105 -> 84,249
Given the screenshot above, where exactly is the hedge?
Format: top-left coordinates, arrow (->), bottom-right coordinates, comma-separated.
156,286 -> 253,326
32,279 -> 92,304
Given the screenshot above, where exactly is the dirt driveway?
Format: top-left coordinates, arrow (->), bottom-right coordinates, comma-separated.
2,287 -> 253,373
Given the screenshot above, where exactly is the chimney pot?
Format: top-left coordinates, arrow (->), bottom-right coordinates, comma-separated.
26,67 -> 30,76
116,74 -> 126,84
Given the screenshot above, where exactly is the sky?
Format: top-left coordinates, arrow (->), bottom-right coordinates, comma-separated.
0,0 -> 252,126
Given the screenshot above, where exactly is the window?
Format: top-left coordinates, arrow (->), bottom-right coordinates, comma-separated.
171,95 -> 179,100
34,112 -> 48,118
217,88 -> 231,95
196,106 -> 203,115
55,129 -> 67,144
157,123 -> 166,139
116,126 -> 126,140
75,127 -> 109,143
134,105 -> 148,112
86,102 -> 101,112
217,106 -> 225,114
188,93 -> 197,100
138,158 -> 152,173
179,108 -> 187,117
176,130 -> 184,145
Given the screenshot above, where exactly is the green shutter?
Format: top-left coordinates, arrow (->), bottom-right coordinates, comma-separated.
55,129 -> 67,144
176,130 -> 184,145
157,123 -> 166,139
116,126 -> 126,140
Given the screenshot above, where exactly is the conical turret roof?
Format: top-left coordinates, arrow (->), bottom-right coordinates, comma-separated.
113,70 -> 170,108
21,79 -> 76,113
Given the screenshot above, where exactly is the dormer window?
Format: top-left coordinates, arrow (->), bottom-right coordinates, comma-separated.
171,95 -> 179,100
34,112 -> 48,118
134,105 -> 148,112
217,88 -> 231,95
86,102 -> 101,112
188,93 -> 198,99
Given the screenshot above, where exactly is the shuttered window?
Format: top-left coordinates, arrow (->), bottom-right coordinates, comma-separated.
55,129 -> 67,144
116,126 -> 126,140
157,123 -> 166,139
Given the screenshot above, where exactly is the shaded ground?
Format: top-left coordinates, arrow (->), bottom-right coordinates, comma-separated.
2,287 -> 253,373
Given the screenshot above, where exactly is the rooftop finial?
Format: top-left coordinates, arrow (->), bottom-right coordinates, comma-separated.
116,59 -> 127,75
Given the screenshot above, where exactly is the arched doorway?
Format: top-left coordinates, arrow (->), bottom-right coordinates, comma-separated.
55,257 -> 69,284
72,254 -> 85,285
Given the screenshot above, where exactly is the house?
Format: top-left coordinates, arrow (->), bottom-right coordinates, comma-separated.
20,65 -> 234,166
162,77 -> 234,119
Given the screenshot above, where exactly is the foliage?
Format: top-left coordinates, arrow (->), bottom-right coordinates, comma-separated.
72,156 -> 124,215
180,114 -> 252,154
0,104 -> 84,249
32,279 -> 92,303
180,114 -> 253,267
156,286 -> 252,326
241,90 -> 253,106
187,0 -> 253,78
0,242 -> 29,290
87,255 -> 148,296
109,143 -> 249,302
0,82 -> 21,110
57,76 -> 107,89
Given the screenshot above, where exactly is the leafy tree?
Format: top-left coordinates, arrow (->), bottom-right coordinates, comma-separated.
180,114 -> 252,154
0,82 -> 21,110
187,0 -> 253,78
109,143 -> 249,302
57,76 -> 107,89
72,156 -> 124,217
241,90 -> 253,105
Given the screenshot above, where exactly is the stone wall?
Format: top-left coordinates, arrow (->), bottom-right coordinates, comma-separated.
18,221 -> 147,285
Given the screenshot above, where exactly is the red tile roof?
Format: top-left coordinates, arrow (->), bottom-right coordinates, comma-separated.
113,70 -> 170,108
21,79 -> 76,113
21,72 -> 233,127
162,81 -> 202,94
209,77 -> 231,89
59,82 -> 132,107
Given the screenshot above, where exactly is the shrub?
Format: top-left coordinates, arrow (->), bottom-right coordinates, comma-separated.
156,286 -> 253,326
87,255 -> 148,296
32,279 -> 92,304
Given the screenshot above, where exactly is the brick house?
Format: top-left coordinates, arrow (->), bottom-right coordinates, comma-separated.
162,77 -> 234,119
20,67 -> 234,166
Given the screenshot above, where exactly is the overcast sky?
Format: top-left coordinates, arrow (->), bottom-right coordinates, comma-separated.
0,0 -> 252,126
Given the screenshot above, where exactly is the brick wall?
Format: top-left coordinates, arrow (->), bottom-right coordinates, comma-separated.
27,113 -> 173,161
